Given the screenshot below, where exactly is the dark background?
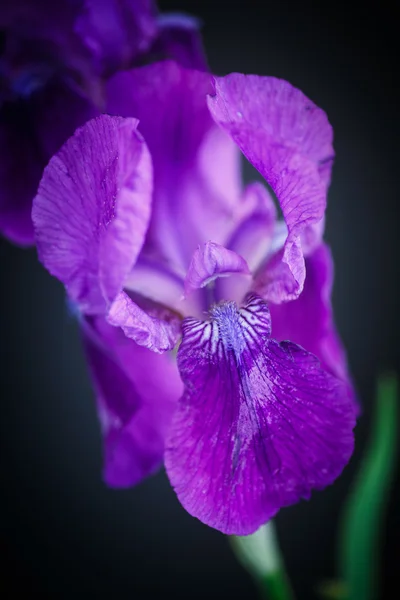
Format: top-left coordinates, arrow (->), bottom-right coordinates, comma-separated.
1,1 -> 399,598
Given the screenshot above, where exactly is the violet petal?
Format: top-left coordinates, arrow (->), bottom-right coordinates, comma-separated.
82,315 -> 182,487
32,114 -> 152,314
106,61 -> 241,271
165,293 -> 355,535
270,242 -> 357,409
301,218 -> 325,256
107,291 -> 181,353
184,241 -> 250,297
208,74 -> 334,302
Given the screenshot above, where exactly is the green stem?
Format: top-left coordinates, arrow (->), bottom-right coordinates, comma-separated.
337,374 -> 398,600
230,521 -> 295,600
259,568 -> 294,600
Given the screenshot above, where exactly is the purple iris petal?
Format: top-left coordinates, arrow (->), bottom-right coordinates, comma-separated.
82,315 -> 182,487
252,218 -> 326,303
107,291 -> 181,352
300,218 -> 325,256
29,48 -> 355,533
208,74 -> 334,303
253,241 -> 304,303
165,294 -> 355,535
184,241 -> 250,296
32,114 -> 152,314
270,242 -> 357,407
106,61 -> 241,271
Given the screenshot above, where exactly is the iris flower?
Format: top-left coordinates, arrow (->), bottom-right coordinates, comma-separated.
32,60 -> 356,535
0,0 -> 205,244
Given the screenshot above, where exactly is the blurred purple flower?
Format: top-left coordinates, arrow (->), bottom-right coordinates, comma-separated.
32,60 -> 356,535
0,1 -> 206,245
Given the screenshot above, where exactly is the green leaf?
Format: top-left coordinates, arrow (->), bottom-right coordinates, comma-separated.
338,374 -> 398,600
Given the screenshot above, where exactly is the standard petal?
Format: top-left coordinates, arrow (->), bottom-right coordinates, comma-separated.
82,315 -> 182,487
106,61 -> 241,271
107,291 -> 181,352
208,74 -> 334,302
184,241 -> 250,297
269,243 -> 357,406
165,294 -> 355,535
32,114 -> 152,314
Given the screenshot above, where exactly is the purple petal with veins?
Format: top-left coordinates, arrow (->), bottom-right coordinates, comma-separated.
165,294 -> 355,535
32,114 -> 152,315
208,74 -> 334,303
